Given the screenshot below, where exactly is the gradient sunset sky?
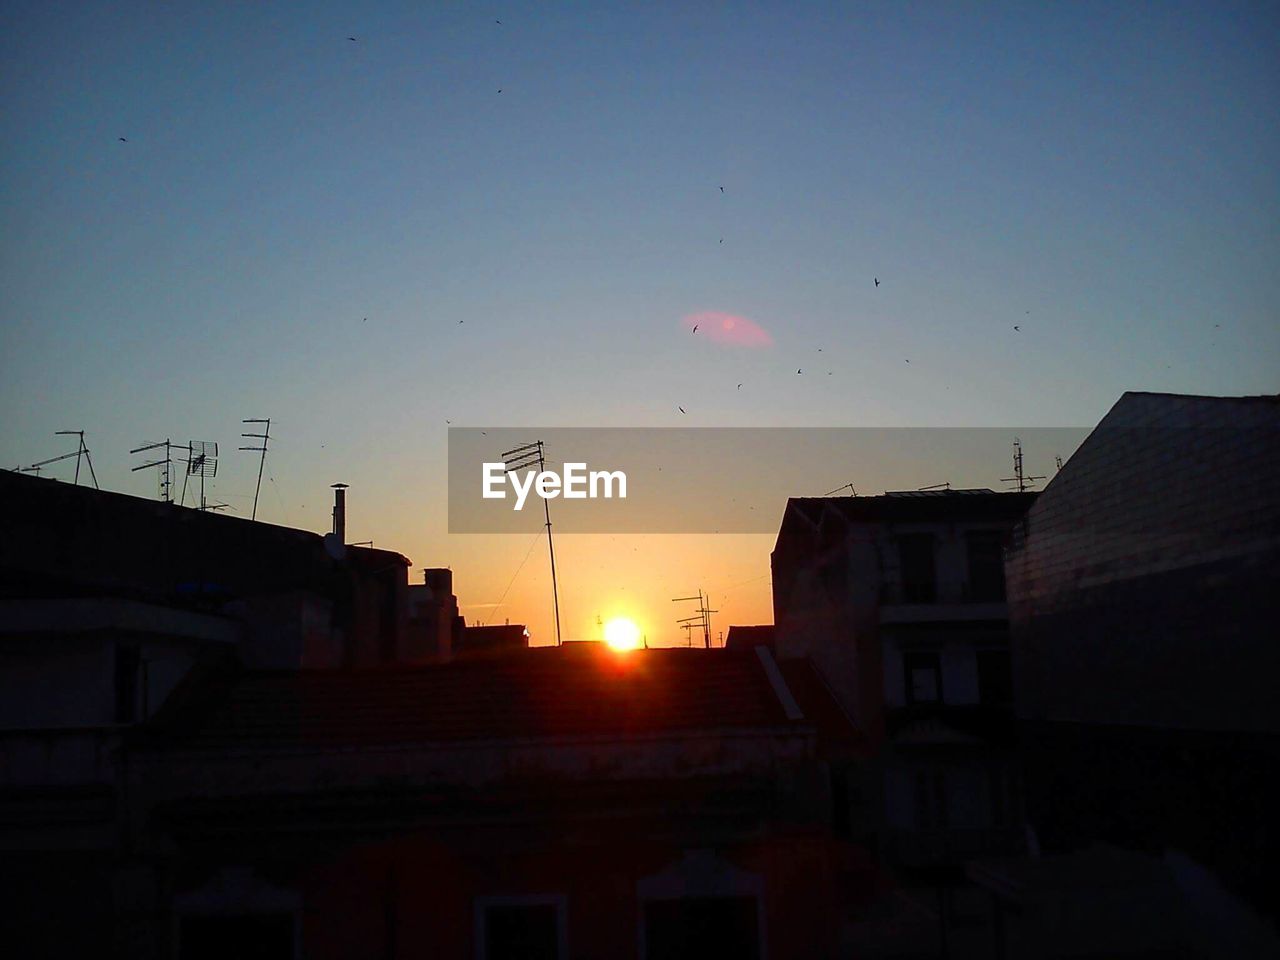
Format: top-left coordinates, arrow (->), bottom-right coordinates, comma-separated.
2,2 -> 1277,645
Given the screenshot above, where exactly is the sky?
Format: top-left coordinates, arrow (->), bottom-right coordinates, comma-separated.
2,1 -> 1277,646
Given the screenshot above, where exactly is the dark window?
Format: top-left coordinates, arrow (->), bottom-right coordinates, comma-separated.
114,644 -> 140,724
483,903 -> 559,960
830,766 -> 852,839
179,914 -> 294,960
989,768 -> 1014,826
903,650 -> 942,705
897,534 -> 937,602
976,650 -> 1013,706
645,897 -> 759,960
965,530 -> 1006,601
914,771 -> 948,829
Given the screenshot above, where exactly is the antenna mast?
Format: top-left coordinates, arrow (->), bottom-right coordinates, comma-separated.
1001,437 -> 1046,493
184,440 -> 219,510
501,440 -> 562,646
240,418 -> 272,521
672,589 -> 718,648
22,431 -> 99,488
130,439 -> 177,501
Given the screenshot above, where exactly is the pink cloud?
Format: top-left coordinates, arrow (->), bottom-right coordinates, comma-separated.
682,311 -> 774,348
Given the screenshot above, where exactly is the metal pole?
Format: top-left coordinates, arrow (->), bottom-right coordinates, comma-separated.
242,418 -> 271,521
501,440 -> 563,646
543,483 -> 562,646
83,437 -> 99,490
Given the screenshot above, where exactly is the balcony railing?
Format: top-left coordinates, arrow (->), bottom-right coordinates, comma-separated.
879,579 -> 1006,605
885,825 -> 1024,867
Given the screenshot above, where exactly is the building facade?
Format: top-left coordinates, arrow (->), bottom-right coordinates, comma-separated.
771,489 -> 1038,951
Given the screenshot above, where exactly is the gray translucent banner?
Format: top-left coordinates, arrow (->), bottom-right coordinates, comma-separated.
448,428 -> 1091,533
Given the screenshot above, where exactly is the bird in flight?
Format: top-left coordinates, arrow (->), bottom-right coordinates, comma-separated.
495,19 -> 502,25
497,88 -> 502,93
797,368 -> 802,374
362,317 -> 367,323
348,37 -> 357,41
458,320 -> 464,324
904,359 -> 910,363
874,277 -> 880,287
719,237 -> 723,244
678,406 -> 686,414
1013,325 -> 1020,331
692,324 -> 699,333
737,383 -> 743,390
118,137 -> 128,142
719,185 -> 724,193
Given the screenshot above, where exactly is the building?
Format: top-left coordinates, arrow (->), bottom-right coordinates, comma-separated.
1,470 -> 864,958
724,625 -> 775,652
771,488 -> 1038,951
976,392 -> 1280,956
0,471 -> 489,956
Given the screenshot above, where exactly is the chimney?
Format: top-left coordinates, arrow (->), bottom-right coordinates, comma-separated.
331,483 -> 349,543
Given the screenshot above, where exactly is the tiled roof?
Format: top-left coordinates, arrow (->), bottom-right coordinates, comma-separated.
151,647 -> 816,750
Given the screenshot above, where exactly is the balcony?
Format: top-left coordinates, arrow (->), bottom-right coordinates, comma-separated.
885,825 -> 1024,868
885,704 -> 1016,745
878,581 -> 1008,624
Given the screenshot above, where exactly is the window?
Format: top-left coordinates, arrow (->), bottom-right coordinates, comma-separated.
914,771 -> 948,830
976,649 -> 1013,706
965,530 -> 1006,601
896,534 -> 937,602
989,768 -> 1016,827
114,644 -> 140,723
644,897 -> 760,960
903,650 -> 942,705
476,897 -> 564,960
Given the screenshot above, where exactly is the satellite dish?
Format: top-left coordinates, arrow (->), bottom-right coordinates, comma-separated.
323,532 -> 347,561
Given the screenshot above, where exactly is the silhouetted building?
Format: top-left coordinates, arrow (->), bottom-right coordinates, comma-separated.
725,624 -> 775,652
406,567 -> 464,661
110,646 -> 857,959
457,622 -> 531,657
1,472 -> 488,956
771,488 -> 1037,952
973,391 -> 1280,956
1,470 -> 869,958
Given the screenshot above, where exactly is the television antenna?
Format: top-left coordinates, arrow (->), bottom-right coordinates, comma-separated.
823,482 -> 857,497
22,431 -> 99,488
672,588 -> 717,648
130,439 -> 178,502
501,440 -> 562,645
181,440 -> 219,510
1001,438 -> 1045,493
239,418 -> 271,521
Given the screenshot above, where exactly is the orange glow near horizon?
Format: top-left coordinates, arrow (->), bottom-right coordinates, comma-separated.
603,616 -> 642,651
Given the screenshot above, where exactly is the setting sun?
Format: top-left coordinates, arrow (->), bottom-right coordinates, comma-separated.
603,617 -> 641,651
